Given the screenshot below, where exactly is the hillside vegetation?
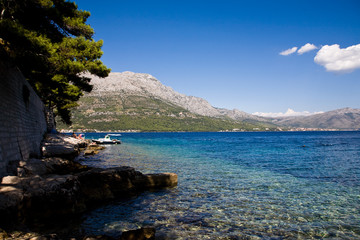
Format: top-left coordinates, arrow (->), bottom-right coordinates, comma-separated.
56,71 -> 280,132
57,72 -> 360,132
59,94 -> 276,132
271,107 -> 360,130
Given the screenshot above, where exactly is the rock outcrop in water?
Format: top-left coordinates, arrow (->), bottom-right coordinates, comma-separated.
0,133 -> 177,238
0,166 -> 177,228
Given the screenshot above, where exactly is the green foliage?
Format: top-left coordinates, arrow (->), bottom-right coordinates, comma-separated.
61,113 -> 275,132
0,0 -> 110,124
57,94 -> 277,132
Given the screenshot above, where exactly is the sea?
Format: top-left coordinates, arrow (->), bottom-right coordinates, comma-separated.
75,131 -> 360,239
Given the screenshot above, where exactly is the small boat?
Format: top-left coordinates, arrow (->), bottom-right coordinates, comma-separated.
92,134 -> 121,144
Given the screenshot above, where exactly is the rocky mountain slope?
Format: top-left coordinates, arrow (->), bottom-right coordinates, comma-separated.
62,72 -> 274,131
272,107 -> 360,130
87,71 -> 263,121
61,72 -> 359,131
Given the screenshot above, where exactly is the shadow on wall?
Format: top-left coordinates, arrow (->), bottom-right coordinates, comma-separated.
0,58 -> 48,178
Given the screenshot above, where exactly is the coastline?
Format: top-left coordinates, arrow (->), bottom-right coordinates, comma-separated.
60,127 -> 352,134
0,133 -> 177,239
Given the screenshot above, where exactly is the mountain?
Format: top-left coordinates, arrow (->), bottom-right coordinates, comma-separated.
61,72 -> 275,132
59,72 -> 359,131
87,71 -> 263,121
271,107 -> 360,130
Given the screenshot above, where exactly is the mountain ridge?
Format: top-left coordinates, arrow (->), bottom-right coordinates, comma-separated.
271,107 -> 360,130
62,72 -> 360,131
62,72 -> 274,131
86,72 -> 264,122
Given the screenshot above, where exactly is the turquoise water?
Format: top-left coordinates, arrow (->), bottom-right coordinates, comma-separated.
79,132 -> 360,239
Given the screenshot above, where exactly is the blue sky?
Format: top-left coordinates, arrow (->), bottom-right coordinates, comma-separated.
74,0 -> 360,115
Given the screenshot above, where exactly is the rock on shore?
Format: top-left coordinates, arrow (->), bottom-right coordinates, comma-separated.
0,133 -> 177,239
0,167 -> 177,228
41,134 -> 87,159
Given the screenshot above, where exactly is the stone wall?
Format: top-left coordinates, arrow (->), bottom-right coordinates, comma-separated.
0,60 -> 47,177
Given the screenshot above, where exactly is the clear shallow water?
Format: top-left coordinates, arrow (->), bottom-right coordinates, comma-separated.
79,132 -> 360,239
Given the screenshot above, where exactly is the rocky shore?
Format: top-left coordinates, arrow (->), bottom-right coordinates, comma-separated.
0,134 -> 177,239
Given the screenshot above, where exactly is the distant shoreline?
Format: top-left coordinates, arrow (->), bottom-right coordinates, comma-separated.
60,129 -> 359,134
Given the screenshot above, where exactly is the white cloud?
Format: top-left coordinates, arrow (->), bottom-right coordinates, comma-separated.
314,44 -> 360,73
297,43 -> 317,55
252,108 -> 323,118
279,47 -> 298,56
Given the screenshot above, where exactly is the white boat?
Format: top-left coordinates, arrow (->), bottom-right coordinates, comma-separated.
92,134 -> 121,144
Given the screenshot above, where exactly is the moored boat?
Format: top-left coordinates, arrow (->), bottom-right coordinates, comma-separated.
92,134 -> 121,144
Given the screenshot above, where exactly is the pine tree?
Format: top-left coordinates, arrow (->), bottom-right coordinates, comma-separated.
0,0 -> 110,124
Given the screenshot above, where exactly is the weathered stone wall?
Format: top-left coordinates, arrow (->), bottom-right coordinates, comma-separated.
0,60 -> 47,177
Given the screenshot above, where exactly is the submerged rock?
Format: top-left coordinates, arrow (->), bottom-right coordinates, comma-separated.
83,143 -> 106,156
120,227 -> 155,240
83,149 -> 99,156
87,144 -> 106,151
83,235 -> 116,240
142,173 -> 178,188
0,228 -> 8,239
